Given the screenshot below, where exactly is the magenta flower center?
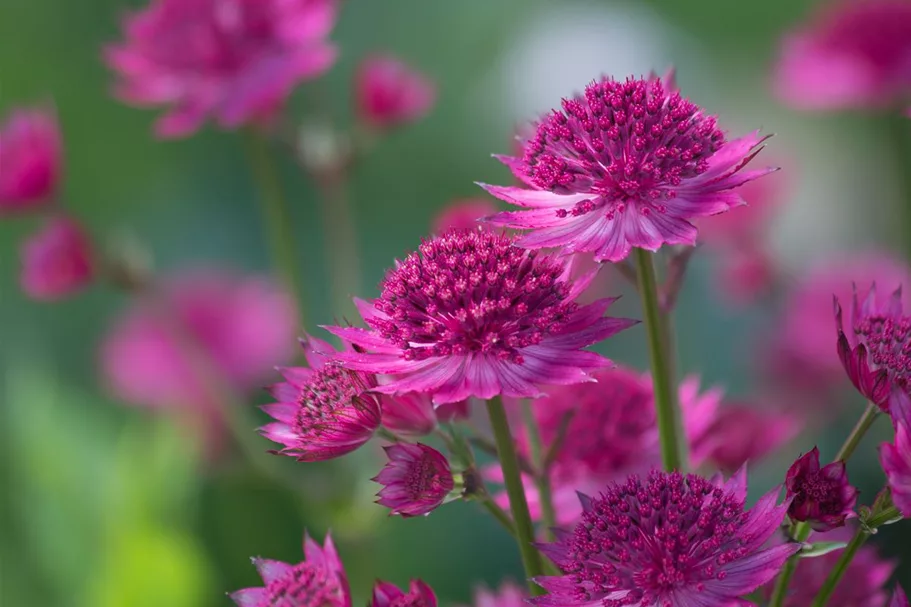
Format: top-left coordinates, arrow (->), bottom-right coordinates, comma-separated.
263,561 -> 344,607
854,312 -> 911,393
521,77 -> 725,218
564,472 -> 750,605
294,364 -> 374,437
373,229 -> 576,363
405,451 -> 453,502
790,470 -> 843,516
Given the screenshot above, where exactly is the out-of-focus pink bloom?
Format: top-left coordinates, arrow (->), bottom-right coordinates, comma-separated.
436,399 -> 470,422
893,587 -> 910,607
327,229 -> 637,404
0,106 -> 61,212
373,443 -> 454,517
261,335 -> 381,462
880,421 -> 911,517
230,532 -> 351,607
432,198 -> 496,233
692,403 -> 798,472
356,55 -> 435,129
105,0 -> 338,138
19,217 -> 92,300
774,0 -> 911,111
534,469 -> 799,606
785,446 -> 857,531
380,393 -> 437,439
469,583 -> 526,607
371,580 -> 436,607
481,74 -> 773,262
835,283 -> 911,412
716,246 -> 777,304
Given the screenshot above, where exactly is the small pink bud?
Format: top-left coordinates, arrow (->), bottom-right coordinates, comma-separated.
785,446 -> 858,531
356,55 -> 435,129
20,217 -> 92,300
373,443 -> 454,517
0,106 -> 61,213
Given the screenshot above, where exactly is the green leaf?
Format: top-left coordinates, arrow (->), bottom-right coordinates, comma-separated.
799,541 -> 848,558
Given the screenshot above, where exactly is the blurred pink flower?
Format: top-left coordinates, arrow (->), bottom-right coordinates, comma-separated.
373,443 -> 454,517
356,54 -> 435,129
0,105 -> 61,212
19,217 -> 92,300
894,587 -> 910,607
774,0 -> 911,111
691,403 -> 798,472
481,74 -> 773,262
105,0 -> 338,138
469,583 -> 526,607
432,198 -> 496,233
881,421 -> 911,517
371,580 -> 436,607
230,532 -> 351,607
785,446 -> 858,531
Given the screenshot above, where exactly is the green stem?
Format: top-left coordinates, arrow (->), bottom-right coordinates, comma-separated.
768,522 -> 811,607
521,400 -> 557,541
486,397 -> 546,595
658,308 -> 688,469
834,402 -> 880,462
882,112 -> 911,259
478,493 -> 518,538
315,171 -> 361,320
809,527 -> 869,607
244,131 -> 307,327
633,248 -> 683,471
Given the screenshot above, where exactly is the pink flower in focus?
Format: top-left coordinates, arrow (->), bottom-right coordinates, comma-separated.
20,217 -> 92,300
356,54 -> 435,129
468,583 -> 526,607
785,446 -> 857,531
373,443 -> 454,517
481,74 -> 773,262
880,421 -> 911,517
327,229 -> 637,404
105,0 -> 338,138
371,580 -> 437,607
692,403 -> 798,472
230,532 -> 351,607
0,106 -> 61,212
432,198 -> 497,233
893,587 -> 910,607
534,469 -> 799,606
261,334 -> 381,462
774,0 -> 911,111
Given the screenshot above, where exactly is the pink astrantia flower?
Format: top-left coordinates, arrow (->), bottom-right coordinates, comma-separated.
230,532 -> 350,607
835,283 -> 911,412
356,55 -> 435,129
785,446 -> 858,531
432,198 -> 497,233
480,74 -> 773,262
19,217 -> 92,300
0,105 -> 61,212
893,587 -> 910,607
105,0 -> 338,138
469,583 -> 526,607
533,469 -> 799,606
373,443 -> 454,517
880,421 -> 911,517
327,228 -> 637,404
261,334 -> 381,462
371,580 -> 437,607
774,0 -> 911,111
692,403 -> 798,472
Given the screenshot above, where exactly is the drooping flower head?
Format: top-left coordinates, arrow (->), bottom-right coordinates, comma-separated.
481,74 -> 772,262
328,228 -> 637,404
230,532 -> 351,607
373,443 -> 455,517
774,0 -> 911,111
785,446 -> 857,531
432,198 -> 497,233
356,54 -> 435,129
0,105 -> 61,212
469,583 -> 526,607
105,0 -> 338,138
371,580 -> 437,607
835,283 -> 911,412
533,469 -> 799,607
880,421 -> 911,517
261,334 -> 382,462
20,217 -> 92,300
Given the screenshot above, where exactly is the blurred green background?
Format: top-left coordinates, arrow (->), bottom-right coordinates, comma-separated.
3,0 -> 911,605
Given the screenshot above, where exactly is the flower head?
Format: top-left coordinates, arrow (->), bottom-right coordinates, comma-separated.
880,421 -> 911,517
432,198 -> 497,233
261,335 -> 381,462
774,0 -> 911,111
106,0 -> 338,138
230,532 -> 350,607
371,580 -> 437,607
692,403 -> 798,472
356,55 -> 435,129
0,105 -> 61,212
20,217 -> 92,300
481,74 -> 772,262
469,583 -> 526,607
785,447 -> 857,531
534,469 -> 799,607
327,228 -> 637,404
373,443 -> 454,517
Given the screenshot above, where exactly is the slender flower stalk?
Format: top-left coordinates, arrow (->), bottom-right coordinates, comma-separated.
245,131 -> 307,326
520,400 -> 557,540
486,397 -> 545,595
634,248 -> 683,471
809,526 -> 870,607
835,403 -> 881,462
315,169 -> 361,319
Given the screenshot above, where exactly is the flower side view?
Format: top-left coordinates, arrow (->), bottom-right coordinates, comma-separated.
785,446 -> 857,531
373,443 -> 455,517
481,74 -> 773,262
260,334 -> 381,461
356,54 -> 435,129
533,469 -> 799,607
230,532 -> 350,607
371,580 -> 437,607
105,0 -> 339,138
0,105 -> 61,212
327,228 -> 637,404
20,217 -> 93,300
880,421 -> 911,517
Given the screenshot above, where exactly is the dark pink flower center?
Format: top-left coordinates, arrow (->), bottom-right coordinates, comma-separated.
790,470 -> 844,516
816,2 -> 911,73
373,229 -> 576,363
564,472 -> 750,606
854,312 -> 911,394
405,450 -> 453,502
294,364 -> 376,437
263,562 -> 344,607
521,77 -> 725,217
